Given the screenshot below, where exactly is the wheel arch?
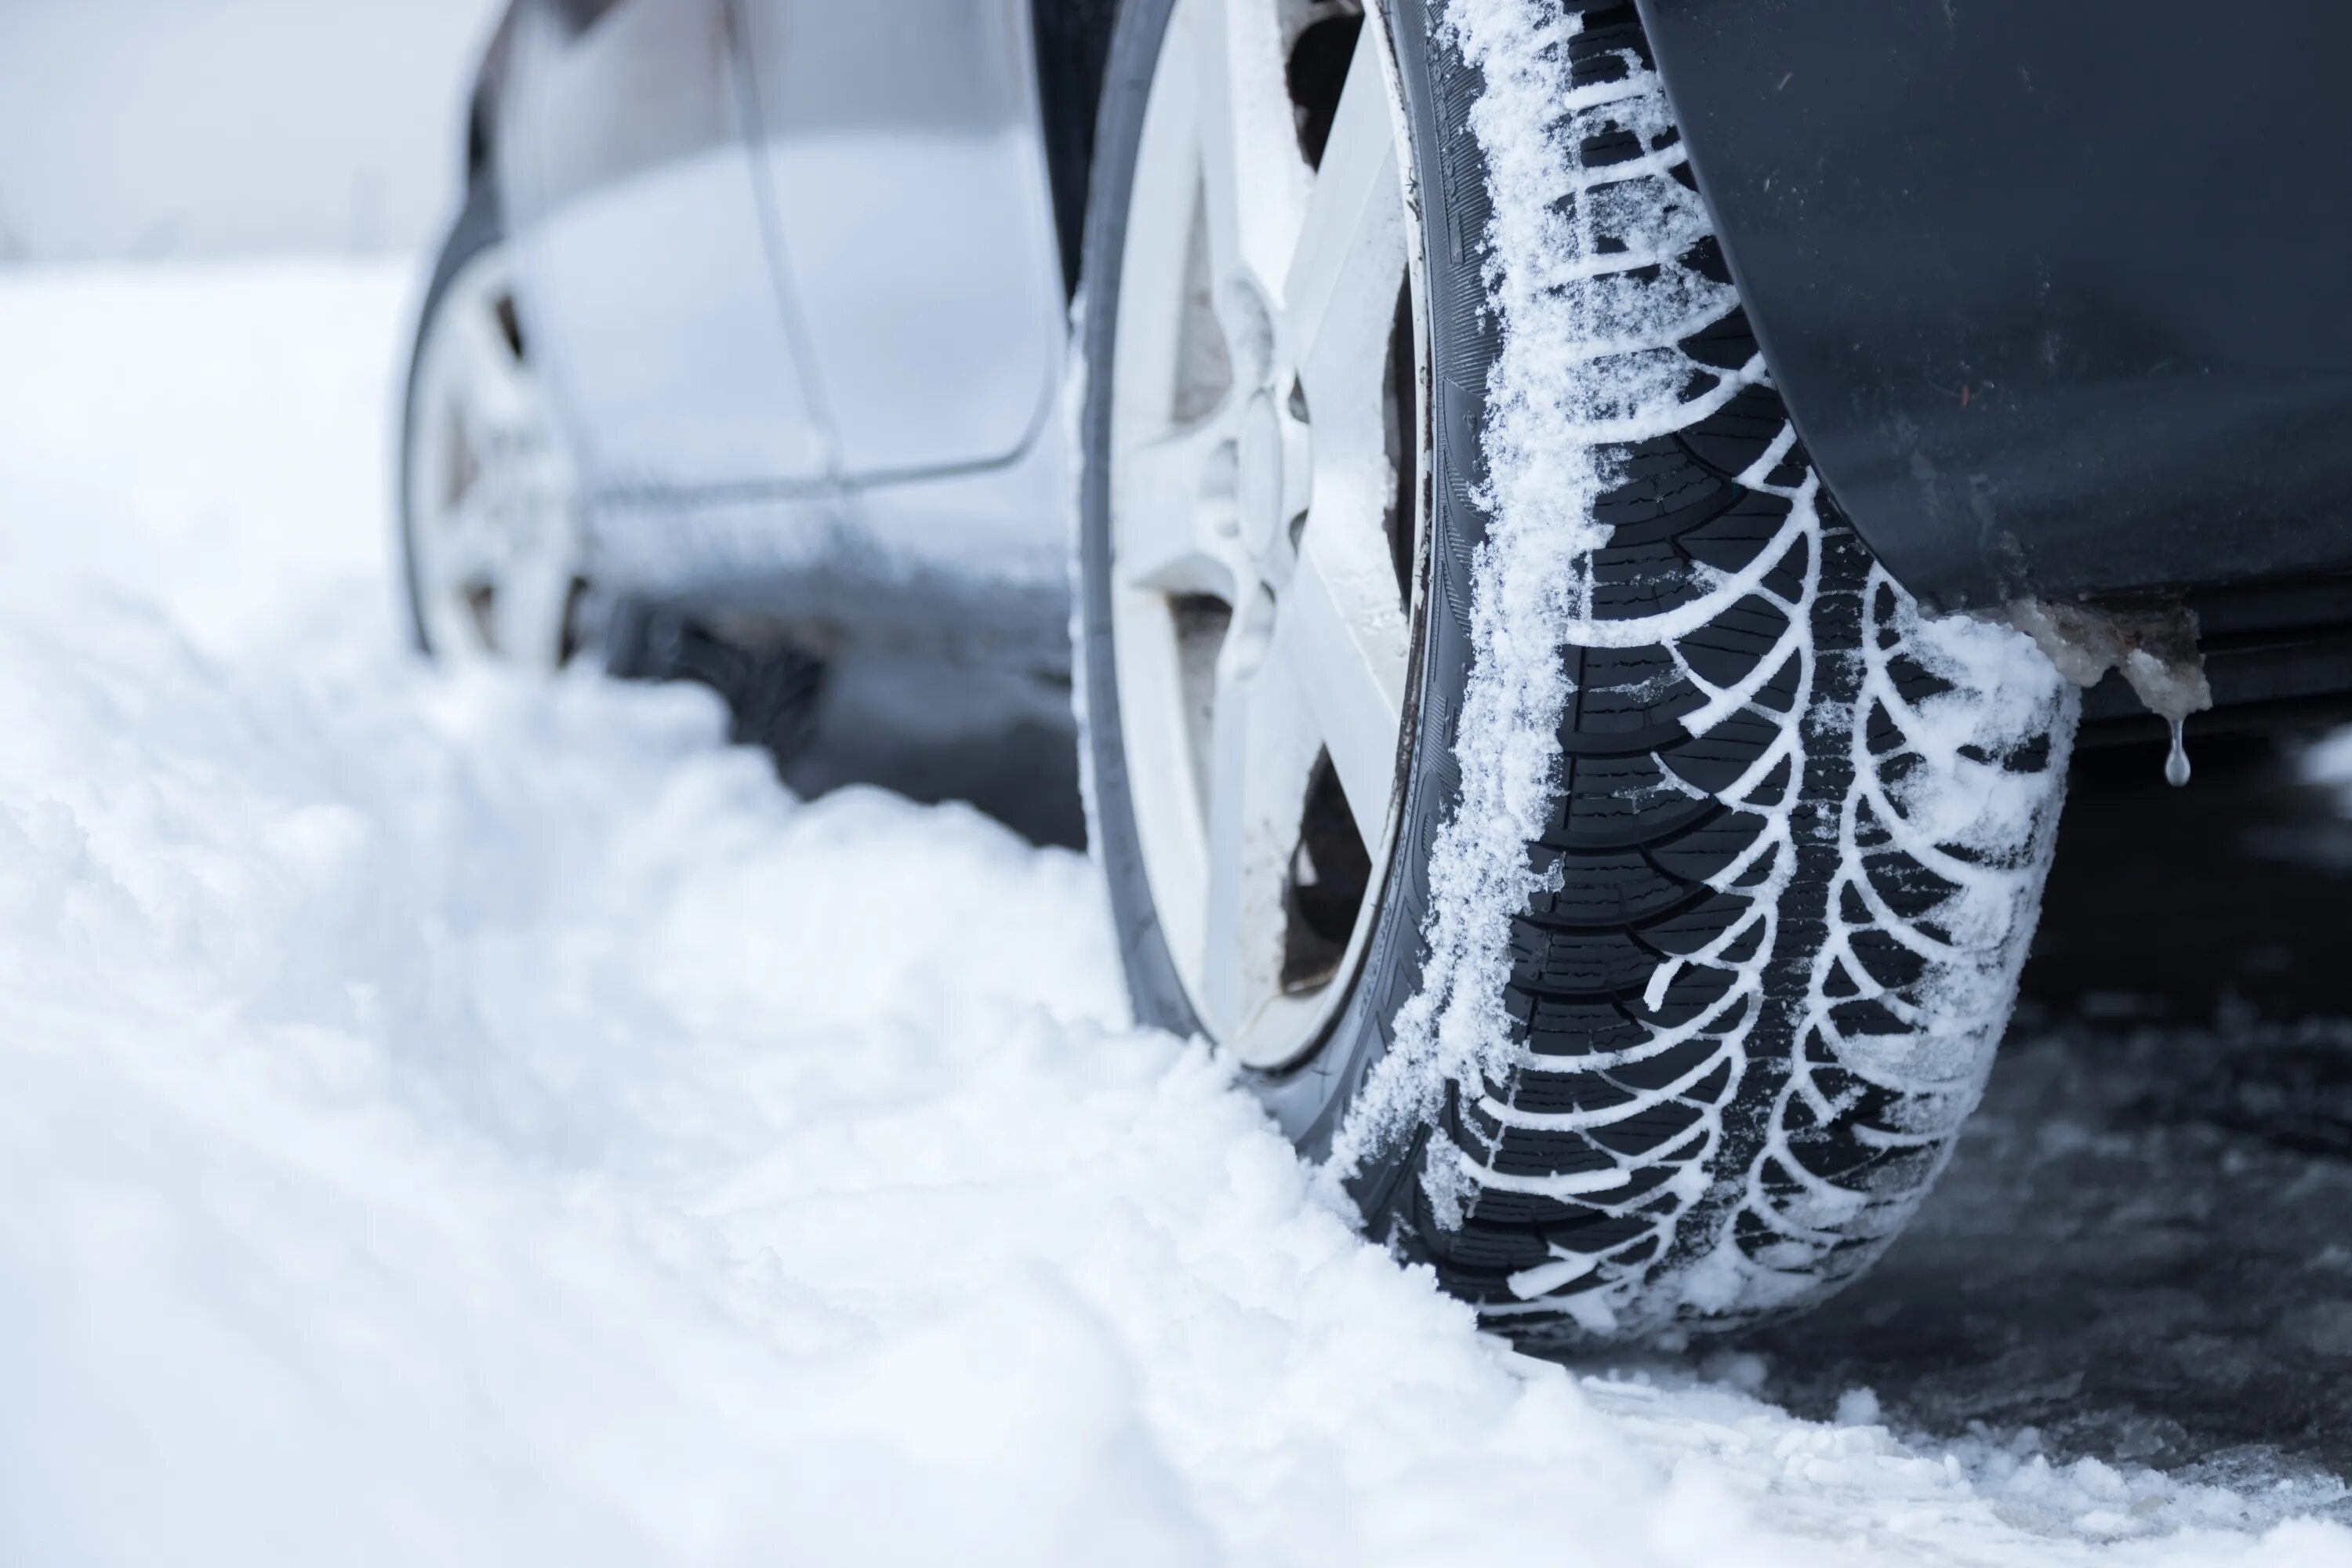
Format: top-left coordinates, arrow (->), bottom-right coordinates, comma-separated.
1632,0 -> 2352,620
460,5 -> 525,196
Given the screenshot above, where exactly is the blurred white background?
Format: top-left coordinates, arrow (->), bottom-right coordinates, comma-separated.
0,0 -> 504,263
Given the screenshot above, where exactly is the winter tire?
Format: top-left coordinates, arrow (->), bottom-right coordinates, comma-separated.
1077,0 -> 2076,1341
400,190 -> 586,668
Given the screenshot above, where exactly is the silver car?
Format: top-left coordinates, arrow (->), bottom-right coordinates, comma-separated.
408,0 -> 2335,1345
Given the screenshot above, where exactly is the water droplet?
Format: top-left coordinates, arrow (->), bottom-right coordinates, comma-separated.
2165,717 -> 2191,787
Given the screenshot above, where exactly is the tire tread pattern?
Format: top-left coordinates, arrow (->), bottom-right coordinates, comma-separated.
1393,0 -> 2074,1341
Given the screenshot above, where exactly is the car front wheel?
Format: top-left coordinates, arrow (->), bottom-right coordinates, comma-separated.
400,192 -> 586,669
1076,0 -> 2078,1342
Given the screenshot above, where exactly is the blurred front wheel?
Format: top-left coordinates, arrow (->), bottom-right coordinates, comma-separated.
398,191 -> 586,668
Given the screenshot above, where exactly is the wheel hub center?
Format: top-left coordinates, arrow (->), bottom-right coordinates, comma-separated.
1237,390 -> 1286,564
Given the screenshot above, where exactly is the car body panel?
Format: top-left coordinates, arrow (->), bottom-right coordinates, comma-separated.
497,0 -> 832,492
586,416 -> 1073,667
735,0 -> 1069,482
489,0 -> 1076,659
1635,0 -> 2352,617
476,0 -> 2352,714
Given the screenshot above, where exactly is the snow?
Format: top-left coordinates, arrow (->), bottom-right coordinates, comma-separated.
2298,730 -> 2352,806
2,260 -> 2347,1565
2005,599 -> 2210,786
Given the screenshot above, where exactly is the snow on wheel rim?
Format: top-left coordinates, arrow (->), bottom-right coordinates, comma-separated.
405,242 -> 583,669
1108,0 -> 1426,1071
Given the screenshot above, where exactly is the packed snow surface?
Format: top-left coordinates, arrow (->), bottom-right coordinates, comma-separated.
2,261 -> 2348,1566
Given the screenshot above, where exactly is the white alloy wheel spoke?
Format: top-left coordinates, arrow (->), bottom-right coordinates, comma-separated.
1276,21 -> 1410,839
1283,23 -> 1406,418
434,478 -> 511,588
1200,621 -> 1323,1035
1282,501 -> 1408,836
1182,0 -> 1311,329
492,536 -> 575,668
1114,421 -> 1240,597
449,298 -> 535,440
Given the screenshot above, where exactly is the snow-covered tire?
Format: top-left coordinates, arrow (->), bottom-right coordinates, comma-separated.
1080,0 -> 2075,1342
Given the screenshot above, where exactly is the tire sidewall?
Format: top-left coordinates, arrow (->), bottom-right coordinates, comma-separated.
1079,0 -> 1488,1203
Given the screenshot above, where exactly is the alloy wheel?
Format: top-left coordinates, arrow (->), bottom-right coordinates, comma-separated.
1108,0 -> 1426,1069
405,243 -> 584,668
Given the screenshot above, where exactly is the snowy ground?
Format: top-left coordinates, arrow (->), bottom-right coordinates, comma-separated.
4,261 -> 2351,1566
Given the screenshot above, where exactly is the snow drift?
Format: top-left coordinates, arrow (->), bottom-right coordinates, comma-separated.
0,263 -> 2344,1566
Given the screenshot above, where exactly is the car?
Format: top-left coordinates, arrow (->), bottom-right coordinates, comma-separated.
401,0 -> 2352,1345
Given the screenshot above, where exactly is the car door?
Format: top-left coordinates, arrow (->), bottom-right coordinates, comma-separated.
496,0 -> 833,495
732,0 -> 1067,483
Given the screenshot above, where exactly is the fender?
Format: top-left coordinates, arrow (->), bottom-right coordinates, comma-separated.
1635,0 -> 2352,624
462,7 -> 522,191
